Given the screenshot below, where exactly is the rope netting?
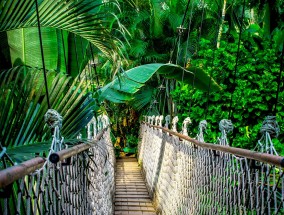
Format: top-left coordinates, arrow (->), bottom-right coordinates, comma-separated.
139,115 -> 284,215
0,114 -> 115,215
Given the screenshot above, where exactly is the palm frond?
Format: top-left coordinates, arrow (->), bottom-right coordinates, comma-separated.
129,39 -> 148,58
0,0 -> 125,63
150,0 -> 164,38
0,66 -> 96,149
143,51 -> 168,63
6,142 -> 51,163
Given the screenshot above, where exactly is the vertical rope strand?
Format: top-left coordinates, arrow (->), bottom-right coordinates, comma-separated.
228,0 -> 246,118
186,1 -> 206,116
35,0 -> 50,109
87,43 -> 95,93
196,0 -> 206,55
183,1 -> 195,68
177,0 -> 195,114
169,0 -> 191,63
205,7 -> 224,118
90,43 -> 100,88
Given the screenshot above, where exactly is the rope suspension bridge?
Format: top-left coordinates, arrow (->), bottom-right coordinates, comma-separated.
0,112 -> 283,214
0,0 -> 283,215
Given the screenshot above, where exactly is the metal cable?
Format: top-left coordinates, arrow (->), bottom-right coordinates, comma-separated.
204,6 -> 223,118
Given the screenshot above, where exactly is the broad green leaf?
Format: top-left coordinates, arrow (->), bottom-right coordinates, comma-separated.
122,63 -> 161,83
150,0 -> 164,38
68,33 -> 90,78
0,0 -> 125,66
246,24 -> 261,33
99,63 -> 221,103
7,27 -> 67,72
130,86 -> 154,111
7,142 -> 51,163
273,28 -> 284,52
111,78 -> 144,93
102,87 -> 133,102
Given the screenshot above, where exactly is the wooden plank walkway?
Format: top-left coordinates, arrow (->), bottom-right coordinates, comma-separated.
115,157 -> 156,215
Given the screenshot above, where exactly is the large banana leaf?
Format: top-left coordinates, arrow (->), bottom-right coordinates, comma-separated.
0,66 -> 96,163
7,27 -> 68,72
98,63 -> 221,103
0,0 -> 124,62
68,34 -> 92,78
129,86 -> 155,111
6,27 -> 96,78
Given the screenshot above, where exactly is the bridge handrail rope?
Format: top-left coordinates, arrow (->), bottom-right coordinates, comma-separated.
0,114 -> 115,215
139,115 -> 283,214
0,125 -> 108,189
143,121 -> 284,168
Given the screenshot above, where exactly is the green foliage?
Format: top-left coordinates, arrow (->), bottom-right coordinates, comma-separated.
6,142 -> 51,164
130,86 -> 155,111
0,0 -> 126,73
7,28 -> 68,72
0,66 -> 96,164
116,0 -> 197,67
126,134 -> 138,147
171,25 -> 284,152
0,0 -> 131,168
99,63 -> 220,106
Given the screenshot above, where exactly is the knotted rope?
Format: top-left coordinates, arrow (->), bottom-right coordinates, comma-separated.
218,119 -> 233,146
158,115 -> 164,127
165,115 -> 171,128
34,110 -> 64,174
44,109 -> 63,129
219,119 -> 234,134
182,117 -> 191,135
199,120 -> 207,133
155,116 -> 160,126
172,116 -> 179,132
260,116 -> 280,138
197,120 -> 207,142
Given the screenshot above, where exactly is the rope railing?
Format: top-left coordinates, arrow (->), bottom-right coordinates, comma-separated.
0,115 -> 115,215
139,115 -> 284,215
144,123 -> 284,168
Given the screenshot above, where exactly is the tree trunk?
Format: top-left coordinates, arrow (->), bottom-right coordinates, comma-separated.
263,3 -> 271,37
216,0 -> 227,48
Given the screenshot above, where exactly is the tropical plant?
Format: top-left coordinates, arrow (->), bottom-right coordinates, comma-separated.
0,66 -> 96,166
0,0 -> 125,65
171,23 -> 284,153
97,63 -> 221,106
0,0 -> 128,166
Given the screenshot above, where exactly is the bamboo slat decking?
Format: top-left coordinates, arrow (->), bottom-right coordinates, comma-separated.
115,157 -> 156,215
